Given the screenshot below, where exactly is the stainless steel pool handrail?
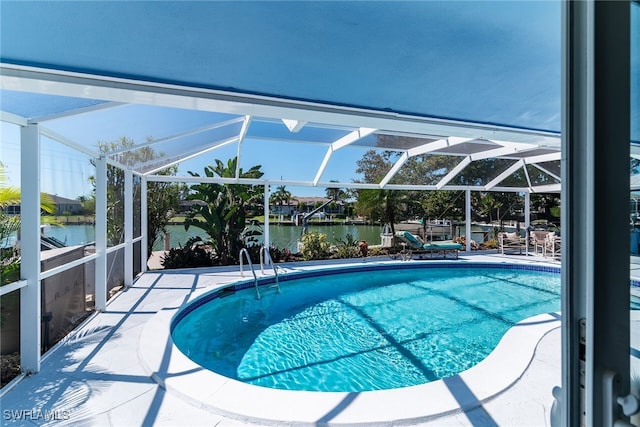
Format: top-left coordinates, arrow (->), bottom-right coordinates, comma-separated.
259,246 -> 280,294
239,248 -> 260,299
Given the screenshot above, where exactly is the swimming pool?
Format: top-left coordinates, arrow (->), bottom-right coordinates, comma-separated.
171,263 -> 560,392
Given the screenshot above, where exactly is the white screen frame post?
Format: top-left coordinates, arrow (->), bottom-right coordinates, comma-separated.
562,1 -> 631,425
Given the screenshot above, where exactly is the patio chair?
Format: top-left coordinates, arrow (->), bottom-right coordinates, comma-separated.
497,232 -> 528,255
529,230 -> 550,256
544,232 -> 561,259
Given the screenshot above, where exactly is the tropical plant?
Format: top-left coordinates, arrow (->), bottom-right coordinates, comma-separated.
1,164 -> 57,334
478,194 -> 503,224
268,246 -> 299,263
353,148 -> 423,228
160,236 -> 215,269
334,233 -> 360,259
419,190 -> 465,222
299,231 -> 331,260
530,193 -> 562,222
355,189 -> 407,234
0,163 -> 56,285
483,239 -> 498,249
240,220 -> 264,247
185,157 -> 264,265
77,195 -> 95,216
0,167 -> 21,250
146,168 -> 184,258
326,181 -> 348,202
270,185 -> 292,211
89,137 -> 183,254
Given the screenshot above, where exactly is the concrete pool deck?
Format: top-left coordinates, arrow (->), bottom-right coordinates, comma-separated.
1,254 -> 566,426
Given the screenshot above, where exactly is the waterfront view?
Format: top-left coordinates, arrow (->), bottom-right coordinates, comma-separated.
42,223 -> 384,253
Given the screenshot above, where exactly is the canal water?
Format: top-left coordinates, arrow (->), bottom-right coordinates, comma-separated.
41,223 -> 384,252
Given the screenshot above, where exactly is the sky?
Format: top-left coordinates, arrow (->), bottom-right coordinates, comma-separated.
0,107 -> 368,200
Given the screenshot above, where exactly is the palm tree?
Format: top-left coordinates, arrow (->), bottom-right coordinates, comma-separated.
185,157 -> 264,265
479,193 -> 503,225
270,185 -> 292,214
325,181 -> 347,202
356,188 -> 405,234
1,163 -> 56,285
0,164 -> 56,245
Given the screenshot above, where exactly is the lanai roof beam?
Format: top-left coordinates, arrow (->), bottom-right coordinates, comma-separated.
142,137 -> 239,176
107,117 -> 245,157
313,127 -> 376,185
235,115 -> 252,179
28,101 -> 124,124
1,111 -> 28,127
379,137 -> 473,188
484,159 -> 525,190
469,143 -> 537,162
40,126 -> 100,158
435,156 -> 472,190
532,163 -> 561,182
523,152 -> 561,164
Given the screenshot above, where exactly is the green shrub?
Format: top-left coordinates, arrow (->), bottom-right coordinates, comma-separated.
161,237 -> 216,269
483,239 -> 498,249
0,247 -> 20,286
334,233 -> 360,259
0,248 -> 20,329
367,246 -> 386,256
268,246 -> 301,263
299,232 -> 331,260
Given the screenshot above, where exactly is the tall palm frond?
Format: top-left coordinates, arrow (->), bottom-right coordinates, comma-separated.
0,165 -> 20,207
0,163 -> 57,220
39,193 -> 56,214
0,187 -> 21,208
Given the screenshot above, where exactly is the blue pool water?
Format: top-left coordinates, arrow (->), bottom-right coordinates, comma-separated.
171,264 -> 561,392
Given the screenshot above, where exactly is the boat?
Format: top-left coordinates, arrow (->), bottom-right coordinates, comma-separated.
393,220 -> 453,241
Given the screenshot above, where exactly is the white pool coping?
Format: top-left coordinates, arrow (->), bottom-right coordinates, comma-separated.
138,260 -> 561,426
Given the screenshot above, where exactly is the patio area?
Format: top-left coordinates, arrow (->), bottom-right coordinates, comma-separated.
0,253 -> 564,427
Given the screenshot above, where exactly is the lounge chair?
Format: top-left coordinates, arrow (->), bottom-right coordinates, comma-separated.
497,232 -> 528,255
394,231 -> 462,259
